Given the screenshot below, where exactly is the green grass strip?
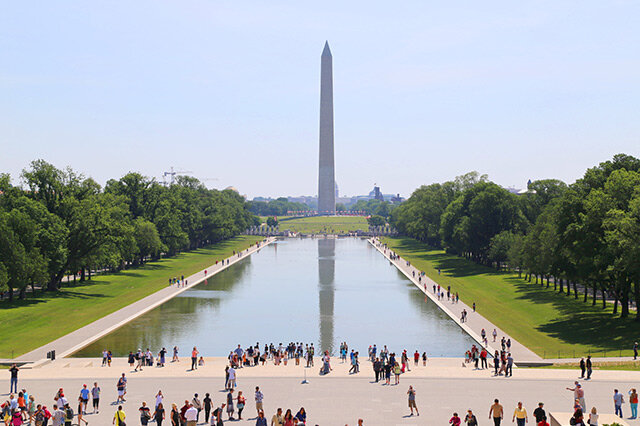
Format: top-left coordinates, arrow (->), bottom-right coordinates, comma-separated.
381,237 -> 638,359
0,236 -> 263,358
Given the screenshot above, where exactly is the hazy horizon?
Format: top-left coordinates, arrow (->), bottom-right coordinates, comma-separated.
2,1 -> 639,198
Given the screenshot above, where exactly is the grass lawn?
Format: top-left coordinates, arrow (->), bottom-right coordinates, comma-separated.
529,361 -> 640,371
381,237 -> 640,359
278,216 -> 368,234
0,236 -> 263,359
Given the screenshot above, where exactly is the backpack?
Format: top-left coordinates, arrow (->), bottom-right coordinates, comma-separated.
66,407 -> 74,420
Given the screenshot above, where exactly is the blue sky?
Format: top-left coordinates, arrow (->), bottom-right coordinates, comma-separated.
2,1 -> 639,198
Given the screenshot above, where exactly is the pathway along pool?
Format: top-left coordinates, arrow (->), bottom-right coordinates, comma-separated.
74,238 -> 475,357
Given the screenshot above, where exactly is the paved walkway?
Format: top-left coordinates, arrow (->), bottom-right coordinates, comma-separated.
369,238 -> 542,362
14,238 -> 275,364
5,358 -> 639,426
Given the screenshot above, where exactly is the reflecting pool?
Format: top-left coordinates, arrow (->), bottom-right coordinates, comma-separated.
74,238 -> 474,357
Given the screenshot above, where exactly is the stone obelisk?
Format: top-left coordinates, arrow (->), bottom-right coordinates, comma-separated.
318,41 -> 335,215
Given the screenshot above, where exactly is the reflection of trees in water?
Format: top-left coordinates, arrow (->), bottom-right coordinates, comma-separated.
75,257 -> 253,357
318,239 -> 335,354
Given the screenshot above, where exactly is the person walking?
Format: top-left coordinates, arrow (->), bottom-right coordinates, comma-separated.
139,401 -> 151,426
9,364 -> 19,394
153,403 -> 165,426
116,374 -> 127,403
271,408 -> 283,426
512,402 -> 527,426
393,362 -> 402,385
52,405 -> 64,426
586,356 -> 593,380
255,410 -> 267,426
613,389 -> 624,418
170,404 -> 180,426
533,403 -> 546,424
113,406 -> 126,426
255,387 -> 264,416
634,342 -> 638,360
91,382 -> 100,414
490,399 -> 504,426
465,410 -> 478,426
407,386 -> 419,416
630,388 -> 638,419
192,394 -> 202,423
506,353 -> 514,377
203,393 -> 212,424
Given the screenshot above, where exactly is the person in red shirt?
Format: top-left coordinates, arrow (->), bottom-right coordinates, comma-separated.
414,351 -> 420,366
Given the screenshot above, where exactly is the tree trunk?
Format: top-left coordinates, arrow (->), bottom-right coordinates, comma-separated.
634,281 -> 640,321
19,287 -> 26,299
554,277 -> 557,291
592,284 -> 597,306
567,281 -> 571,296
546,276 -> 550,288
535,275 -> 538,284
613,295 -> 618,315
621,287 -> 629,318
8,287 -> 13,301
583,284 -> 589,303
602,288 -> 607,309
573,281 -> 578,299
559,278 -> 564,293
80,269 -> 86,281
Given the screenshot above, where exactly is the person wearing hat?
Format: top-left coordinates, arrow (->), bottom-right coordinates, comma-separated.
533,403 -> 546,424
567,382 -> 586,411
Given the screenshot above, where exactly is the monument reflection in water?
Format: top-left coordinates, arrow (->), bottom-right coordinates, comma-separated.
74,238 -> 474,357
318,238 -> 335,354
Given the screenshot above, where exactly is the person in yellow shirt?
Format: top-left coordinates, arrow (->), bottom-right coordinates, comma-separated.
113,405 -> 126,426
512,402 -> 528,426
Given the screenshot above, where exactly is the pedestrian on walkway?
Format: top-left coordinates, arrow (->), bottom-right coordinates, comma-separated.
116,374 -> 127,403
634,342 -> 638,360
185,403 -> 198,426
613,389 -> 624,418
630,388 -> 638,419
490,399 -> 504,426
506,354 -> 514,377
255,387 -> 264,416
586,356 -> 592,380
9,364 -> 19,394
512,402 -> 527,426
407,386 -> 419,416
91,382 -> 100,414
203,393 -> 212,423
493,329 -> 498,342
226,389 -> 234,420
533,403 -> 546,424
113,406 -> 126,426
153,403 -> 165,426
255,410 -> 267,426
579,358 -> 586,378
191,347 -> 199,370
465,410 -> 478,426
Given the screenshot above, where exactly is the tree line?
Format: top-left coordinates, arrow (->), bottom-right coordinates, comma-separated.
0,160 -> 257,300
391,154 -> 640,320
248,197 -> 310,216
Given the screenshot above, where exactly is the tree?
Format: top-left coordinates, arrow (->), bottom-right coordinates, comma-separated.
133,218 -> 164,264
266,217 -> 277,227
367,215 -> 385,227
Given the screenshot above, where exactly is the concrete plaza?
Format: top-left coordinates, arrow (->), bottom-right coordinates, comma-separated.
4,357 -> 639,425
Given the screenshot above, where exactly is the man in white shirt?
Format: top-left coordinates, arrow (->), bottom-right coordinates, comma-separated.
185,403 -> 198,426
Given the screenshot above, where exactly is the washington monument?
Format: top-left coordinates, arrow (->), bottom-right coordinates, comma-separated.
318,41 -> 335,214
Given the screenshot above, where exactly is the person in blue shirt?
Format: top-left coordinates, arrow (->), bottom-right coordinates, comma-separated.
294,407 -> 306,423
255,409 -> 267,426
79,385 -> 90,414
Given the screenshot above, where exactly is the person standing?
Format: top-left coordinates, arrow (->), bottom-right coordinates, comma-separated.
255,387 -> 264,416
91,382 -> 100,414
113,406 -> 126,426
634,342 -> 638,360
185,404 -> 198,426
227,366 -> 236,389
613,389 -> 624,418
492,329 -> 498,342
588,407 -> 598,426
506,354 -> 514,377
490,399 -> 504,426
192,394 -> 202,423
579,358 -> 586,378
236,391 -> 246,420
52,405 -> 64,426
407,386 -> 419,416
512,402 -> 527,426
373,358 -> 381,382
191,347 -> 199,371
9,364 -> 19,393
226,389 -> 234,421
629,388 -> 638,419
